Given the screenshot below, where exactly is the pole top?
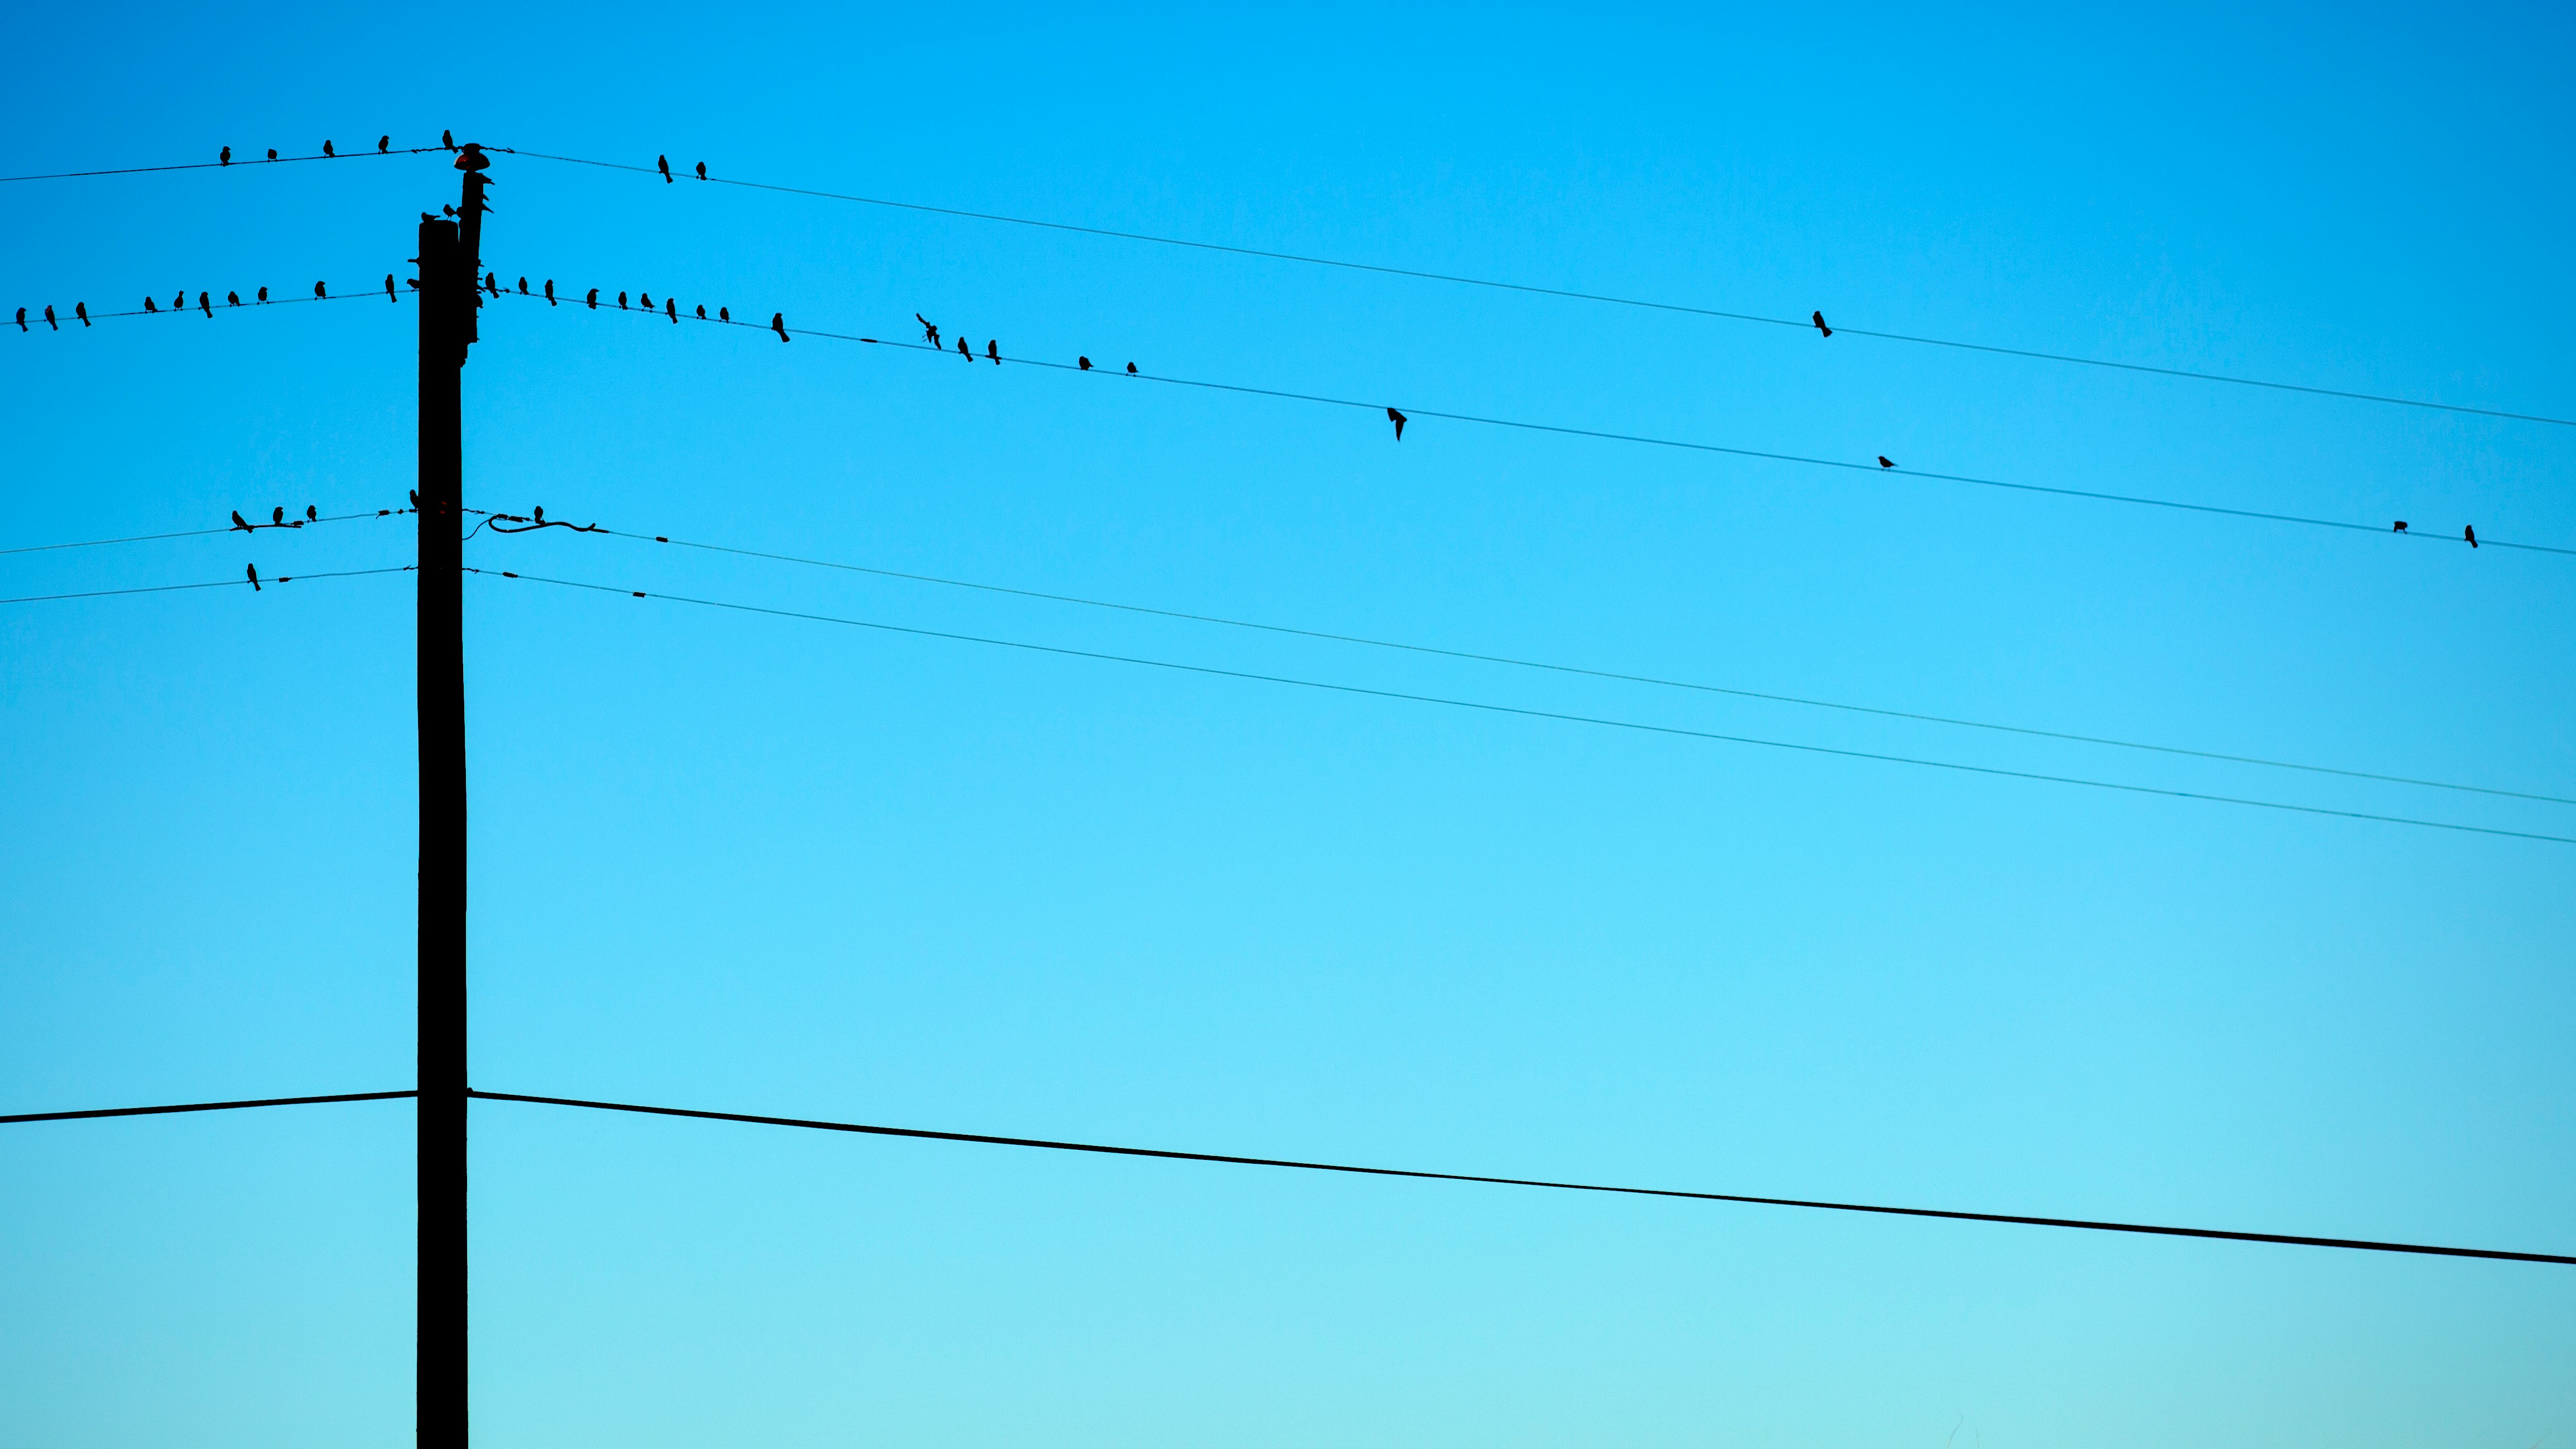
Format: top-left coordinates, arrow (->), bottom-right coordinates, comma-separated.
454,144 -> 490,172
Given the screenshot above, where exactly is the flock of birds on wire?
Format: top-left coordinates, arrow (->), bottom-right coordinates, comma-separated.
3,133 -> 2491,547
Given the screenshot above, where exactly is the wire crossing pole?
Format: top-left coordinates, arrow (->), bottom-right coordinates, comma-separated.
418,141 -> 488,1449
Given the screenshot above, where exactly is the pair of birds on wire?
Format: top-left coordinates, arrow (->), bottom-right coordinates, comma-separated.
655,155 -> 710,183
2390,519 -> 2479,547
232,505 -> 317,533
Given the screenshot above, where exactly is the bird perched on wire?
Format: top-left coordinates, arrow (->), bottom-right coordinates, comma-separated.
323,140 -> 335,157
718,306 -> 729,322
231,510 -> 252,532
443,129 -> 455,151
227,291 -> 240,306
544,280 -> 557,305
267,148 -> 279,161
695,161 -> 707,180
71,303 -> 84,326
517,277 -> 529,294
11,308 -> 22,333
772,312 -> 790,342
378,136 -> 390,153
247,564 -> 261,592
957,335 -> 972,360
198,291 -> 212,316
658,155 -> 674,183
666,298 -> 678,322
44,305 -> 58,330
273,507 -> 286,525
1388,407 -> 1407,441
220,146 -> 232,165
145,295 -> 158,313
986,340 -> 1000,364
257,286 -> 269,302
487,274 -> 500,296
2465,524 -> 2478,549
170,290 -> 184,311
1812,310 -> 1832,338
1078,356 -> 1092,370
1126,361 -> 1137,374
314,280 -> 327,298
386,274 -> 398,302
640,291 -> 652,309
695,304 -> 706,319
1878,455 -> 1894,469
917,314 -> 940,348
306,505 -> 317,522
2393,520 -> 2408,533
587,288 -> 599,309
617,291 -> 628,309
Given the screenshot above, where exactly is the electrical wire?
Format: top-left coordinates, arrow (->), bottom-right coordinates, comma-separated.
0,1090 -> 415,1125
0,565 -> 414,606
481,290 -> 2573,559
0,508 -> 409,558
527,519 -> 2567,809
0,145 -> 446,184
6,284 -> 409,331
467,1088 -> 2576,1267
497,146 -> 2576,430
465,564 -> 2576,846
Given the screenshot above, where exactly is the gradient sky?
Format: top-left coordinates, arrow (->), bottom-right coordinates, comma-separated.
4,3 -> 2573,1446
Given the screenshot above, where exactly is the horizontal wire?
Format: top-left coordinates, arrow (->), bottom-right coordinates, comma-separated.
483,290 -> 2572,559
499,147 -> 2576,430
6,284 -> 408,330
575,521 -> 2573,809
0,508 -> 409,557
468,564 -> 2576,846
0,565 -> 414,606
0,1090 -> 416,1125
469,1089 -> 2576,1267
0,145 -> 445,184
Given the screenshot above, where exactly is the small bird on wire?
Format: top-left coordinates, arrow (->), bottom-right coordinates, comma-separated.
1878,455 -> 1895,469
314,280 -> 327,298
267,148 -> 279,161
617,291 -> 628,309
323,140 -> 335,157
144,295 -> 158,313
2394,520 -> 2408,533
386,274 -> 398,302
71,303 -> 85,326
257,286 -> 269,302
917,313 -> 940,347
11,308 -> 22,333
986,339 -> 1000,364
718,306 -> 729,322
587,288 -> 599,309
1812,310 -> 1832,338
378,136 -> 390,153
1078,356 -> 1092,370
666,298 -> 677,322
273,507 -> 285,525
247,564 -> 261,592
695,161 -> 707,180
227,291 -> 240,306
544,280 -> 557,305
1388,407 -> 1407,441
658,155 -> 674,183
232,510 -> 252,532
220,146 -> 232,165
198,291 -> 212,316
695,304 -> 706,319
443,129 -> 455,151
517,277 -> 529,294
45,305 -> 58,330
306,505 -> 317,522
1126,361 -> 1137,374
772,312 -> 790,342
639,291 -> 653,309
2465,524 -> 2478,549
171,290 -> 185,311
957,335 -> 972,360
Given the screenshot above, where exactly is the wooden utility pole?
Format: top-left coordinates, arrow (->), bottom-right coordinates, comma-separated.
418,141 -> 488,1449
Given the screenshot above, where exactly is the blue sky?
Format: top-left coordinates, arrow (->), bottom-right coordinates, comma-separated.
3,2 -> 2572,1445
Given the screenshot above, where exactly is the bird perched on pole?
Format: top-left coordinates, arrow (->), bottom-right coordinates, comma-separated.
1812,310 -> 1832,338
247,564 -> 261,592
658,155 -> 674,183
917,314 -> 940,348
772,312 -> 790,342
1388,408 -> 1407,441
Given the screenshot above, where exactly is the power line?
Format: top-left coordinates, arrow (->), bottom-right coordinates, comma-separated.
466,564 -> 2576,846
497,146 -> 2576,430
8,284 -> 409,331
468,1088 -> 2576,1267
0,1090 -> 415,1125
483,291 -> 2572,559
0,508 -> 409,558
573,520 -> 2573,809
0,144 -> 445,185
1,565 -> 414,606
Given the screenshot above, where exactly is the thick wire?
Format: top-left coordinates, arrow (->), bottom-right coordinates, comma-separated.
575,521 -> 2572,809
467,565 -> 2576,846
469,1089 -> 2576,1267
1,565 -> 414,606
1,1090 -> 416,1125
482,291 -> 2573,559
499,147 -> 2576,430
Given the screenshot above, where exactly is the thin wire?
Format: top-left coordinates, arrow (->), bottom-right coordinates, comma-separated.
499,147 -> 2576,430
0,509 -> 409,558
469,1089 -> 2576,1267
6,286 -> 408,330
468,565 -> 2576,846
569,522 -> 2572,809
0,565 -> 414,606
0,1090 -> 415,1125
484,292 -> 2573,559
0,146 -> 445,184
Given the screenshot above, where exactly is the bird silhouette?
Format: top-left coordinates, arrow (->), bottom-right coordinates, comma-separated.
256,286 -> 268,302
1812,310 -> 1832,338
916,314 -> 940,347
1078,356 -> 1092,370
270,507 -> 284,525
618,291 -> 628,309
232,510 -> 252,532
410,489 -> 420,508
544,279 -> 557,305
247,563 -> 261,592
266,148 -> 279,161
2466,524 -> 2478,548
443,129 -> 455,151
199,291 -> 212,316
171,290 -> 184,311
1388,407 -> 1407,441
718,306 -> 729,322
696,304 -> 706,319
386,274 -> 397,302
587,288 -> 599,309
306,505 -> 317,522
956,335 -> 971,360
1878,455 -> 1894,469
485,274 -> 498,296
220,146 -> 232,165
44,305 -> 58,330
695,161 -> 707,180
987,339 -> 1000,364
2394,520 -> 2408,532
323,140 -> 335,157
314,280 -> 327,298
772,312 -> 790,342
378,136 -> 390,153
666,298 -> 678,322
639,291 -> 652,309
517,277 -> 528,294
144,296 -> 158,313
1126,361 -> 1137,374
227,291 -> 240,306
70,303 -> 83,326
11,307 -> 22,333
658,155 -> 673,183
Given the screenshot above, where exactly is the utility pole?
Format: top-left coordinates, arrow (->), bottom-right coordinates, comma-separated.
418,141 -> 488,1449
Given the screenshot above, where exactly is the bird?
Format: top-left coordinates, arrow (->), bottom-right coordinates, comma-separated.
618,291 -> 629,309
1812,310 -> 1832,338
256,286 -> 269,302
247,563 -> 261,592
220,146 -> 231,165
695,304 -> 706,319
772,311 -> 790,342
486,274 -> 499,296
443,204 -> 455,217
587,288 -> 599,309
987,339 -> 1000,364
695,161 -> 707,180
70,303 -> 83,326
306,505 -> 317,522
231,510 -> 252,532
386,274 -> 397,302
1878,455 -> 1895,469
658,155 -> 673,183
666,298 -> 677,322
718,306 -> 729,322
9,306 -> 23,333
1388,407 -> 1407,441
517,277 -> 528,294
1078,356 -> 1092,370
378,136 -> 390,153
314,280 -> 327,298
42,304 -> 57,330
226,291 -> 240,306
273,507 -> 285,525
916,313 -> 940,347
409,489 -> 420,508
198,291 -> 212,316
1126,361 -> 1137,374
640,291 -> 652,309
2465,524 -> 2478,548
172,290 -> 185,311
443,129 -> 455,151
544,280 -> 556,305
2394,520 -> 2408,532
267,148 -> 279,161
322,140 -> 335,157
957,335 -> 975,360
145,296 -> 158,313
